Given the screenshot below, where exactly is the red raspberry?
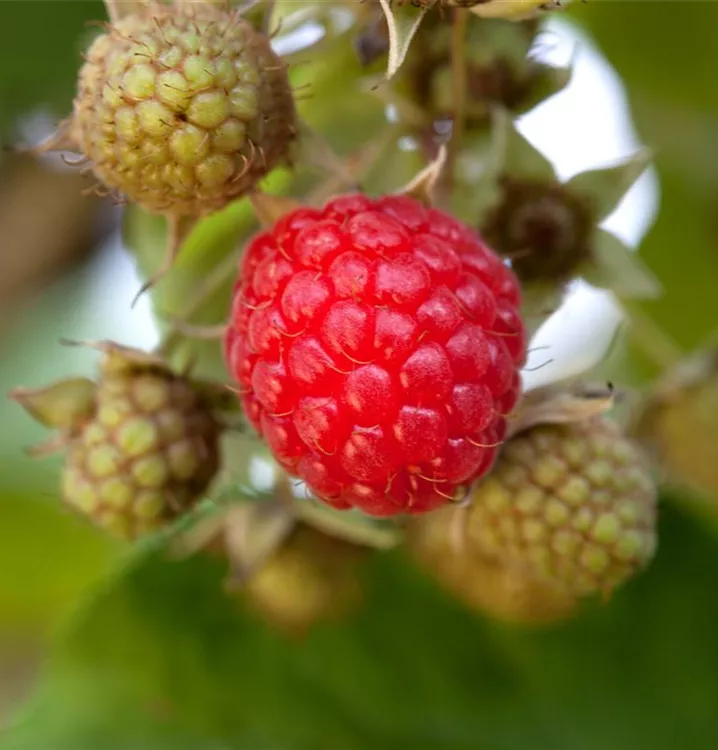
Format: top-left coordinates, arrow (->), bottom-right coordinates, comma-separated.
225,194 -> 526,516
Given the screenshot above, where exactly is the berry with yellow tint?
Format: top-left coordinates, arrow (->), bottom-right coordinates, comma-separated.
10,342 -> 233,540
408,505 -> 577,626
65,0 -> 296,216
467,415 -> 657,596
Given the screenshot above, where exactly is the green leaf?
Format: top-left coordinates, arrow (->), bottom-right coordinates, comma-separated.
6,500 -> 718,750
493,108 -> 556,183
565,149 -> 653,222
584,229 -> 662,299
519,62 -> 574,116
0,1 -> 106,137
0,492 -> 120,638
577,3 -> 718,352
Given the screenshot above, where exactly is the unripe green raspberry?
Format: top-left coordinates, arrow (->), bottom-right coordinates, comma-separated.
11,343 -> 231,540
467,416 -> 658,596
69,0 -> 295,215
408,506 -> 576,626
635,349 -> 718,501
240,524 -> 366,636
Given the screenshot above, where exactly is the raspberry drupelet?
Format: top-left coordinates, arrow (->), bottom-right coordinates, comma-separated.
225,194 -> 527,517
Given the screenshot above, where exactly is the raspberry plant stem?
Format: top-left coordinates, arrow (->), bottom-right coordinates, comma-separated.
442,8 -> 469,207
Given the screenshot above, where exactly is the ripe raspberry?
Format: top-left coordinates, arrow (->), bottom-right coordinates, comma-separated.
240,523 -> 365,635
466,415 -> 658,596
66,0 -> 295,215
11,343 -> 228,539
224,194 -> 526,516
408,506 -> 577,626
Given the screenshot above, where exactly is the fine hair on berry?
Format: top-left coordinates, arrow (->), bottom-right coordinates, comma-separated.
67,0 -> 296,216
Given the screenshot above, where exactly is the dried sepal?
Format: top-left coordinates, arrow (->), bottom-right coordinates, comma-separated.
377,0 -> 431,81
131,214 -> 199,307
20,118 -> 80,157
58,339 -> 168,376
508,381 -> 616,438
470,0 -> 569,22
250,191 -> 303,228
26,433 -> 75,459
395,144 -> 448,206
8,378 -> 97,430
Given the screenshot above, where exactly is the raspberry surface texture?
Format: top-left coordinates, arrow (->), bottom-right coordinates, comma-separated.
467,415 -> 657,595
225,194 -> 526,516
71,1 -> 295,215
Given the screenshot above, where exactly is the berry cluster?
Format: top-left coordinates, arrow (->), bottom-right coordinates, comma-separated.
10,0 -> 664,629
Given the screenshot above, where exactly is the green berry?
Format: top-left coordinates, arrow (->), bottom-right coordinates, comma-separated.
240,524 -> 366,636
408,505 -> 577,626
11,343 -> 230,540
467,415 -> 658,596
69,1 -> 295,216
635,349 -> 718,501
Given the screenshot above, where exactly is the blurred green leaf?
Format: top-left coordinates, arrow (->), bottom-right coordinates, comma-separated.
0,0 -> 105,138
566,149 -> 652,222
493,107 -> 555,183
577,3 -> 718,353
5,499 -> 718,750
585,229 -> 661,299
0,492 -> 120,636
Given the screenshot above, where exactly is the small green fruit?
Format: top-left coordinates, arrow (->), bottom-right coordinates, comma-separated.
11,342 -> 230,539
467,415 -> 658,597
241,524 -> 366,636
60,0 -> 296,216
408,505 -> 577,626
